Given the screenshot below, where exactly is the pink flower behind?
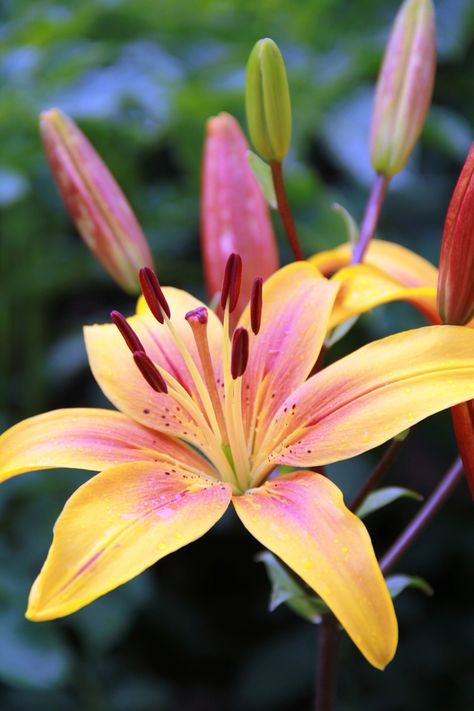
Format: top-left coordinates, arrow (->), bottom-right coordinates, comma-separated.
201,113 -> 279,323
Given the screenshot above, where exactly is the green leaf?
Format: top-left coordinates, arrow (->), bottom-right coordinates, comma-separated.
356,486 -> 423,519
386,574 -> 433,599
247,150 -> 277,209
256,551 -> 327,623
331,202 -> 359,246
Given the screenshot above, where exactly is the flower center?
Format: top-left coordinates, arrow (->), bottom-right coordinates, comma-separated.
112,256 -> 264,495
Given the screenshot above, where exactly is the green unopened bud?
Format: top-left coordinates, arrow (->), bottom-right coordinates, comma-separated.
370,0 -> 436,177
245,38 -> 291,163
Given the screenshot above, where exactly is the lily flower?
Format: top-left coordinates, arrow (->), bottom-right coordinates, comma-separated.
2,257 -> 474,670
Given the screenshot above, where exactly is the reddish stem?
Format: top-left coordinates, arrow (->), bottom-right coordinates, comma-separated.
349,436 -> 407,513
380,457 -> 464,574
351,173 -> 390,264
315,614 -> 340,711
270,160 -> 304,260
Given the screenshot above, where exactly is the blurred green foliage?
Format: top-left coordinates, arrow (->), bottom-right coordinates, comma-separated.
1,0 -> 474,709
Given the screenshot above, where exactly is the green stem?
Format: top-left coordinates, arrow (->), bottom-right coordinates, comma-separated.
351,173 -> 390,264
270,160 -> 304,261
380,457 -> 464,574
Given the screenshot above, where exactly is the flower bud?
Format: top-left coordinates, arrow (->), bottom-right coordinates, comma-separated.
245,38 -> 292,163
201,113 -> 279,321
437,143 -> 474,325
370,0 -> 436,177
40,108 -> 154,294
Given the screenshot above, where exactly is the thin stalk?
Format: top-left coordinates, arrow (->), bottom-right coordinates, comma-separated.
349,435 -> 407,513
270,160 -> 304,260
315,614 -> 340,711
380,457 -> 464,574
351,173 -> 390,265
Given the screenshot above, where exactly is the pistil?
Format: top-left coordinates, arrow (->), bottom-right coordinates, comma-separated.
185,306 -> 228,442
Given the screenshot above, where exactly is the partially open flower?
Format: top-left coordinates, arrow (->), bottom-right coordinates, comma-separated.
437,143 -> 474,326
40,108 -> 154,294
370,0 -> 436,177
201,113 -> 278,322
245,38 -> 292,163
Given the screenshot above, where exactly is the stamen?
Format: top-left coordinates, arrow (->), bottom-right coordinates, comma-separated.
231,327 -> 249,379
185,307 -> 228,442
139,267 -> 171,323
220,253 -> 242,313
111,310 -> 144,352
133,350 -> 168,393
250,277 -> 263,335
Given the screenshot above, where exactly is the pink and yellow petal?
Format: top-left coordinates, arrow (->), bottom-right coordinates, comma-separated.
27,462 -> 232,620
328,264 -> 439,330
233,470 -> 397,669
0,408 -> 215,483
238,262 -> 339,439
84,320 -> 206,447
310,239 -> 438,288
261,326 -> 474,470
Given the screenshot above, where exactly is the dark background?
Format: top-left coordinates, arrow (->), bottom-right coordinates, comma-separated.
1,0 -> 473,708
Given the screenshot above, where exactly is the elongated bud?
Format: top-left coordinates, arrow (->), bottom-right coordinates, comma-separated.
245,38 -> 292,163
370,0 -> 436,177
40,108 -> 154,293
437,144 -> 474,325
201,113 -> 278,322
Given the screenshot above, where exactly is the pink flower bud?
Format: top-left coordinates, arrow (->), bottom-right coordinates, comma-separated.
370,0 -> 436,177
201,113 -> 279,322
437,143 -> 474,325
452,401 -> 474,499
40,108 -> 154,294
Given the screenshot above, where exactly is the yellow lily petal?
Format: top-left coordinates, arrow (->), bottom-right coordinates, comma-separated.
85,289 -> 224,446
238,262 -> 339,437
260,326 -> 474,470
233,470 -> 397,669
0,408 -> 214,483
310,238 -> 438,288
27,462 -> 232,620
328,263 -> 439,330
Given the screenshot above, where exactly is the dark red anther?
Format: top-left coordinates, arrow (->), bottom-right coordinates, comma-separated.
133,350 -> 168,393
139,267 -> 171,324
185,306 -> 208,325
220,253 -> 242,313
231,327 -> 249,379
111,310 -> 144,353
250,277 -> 263,335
